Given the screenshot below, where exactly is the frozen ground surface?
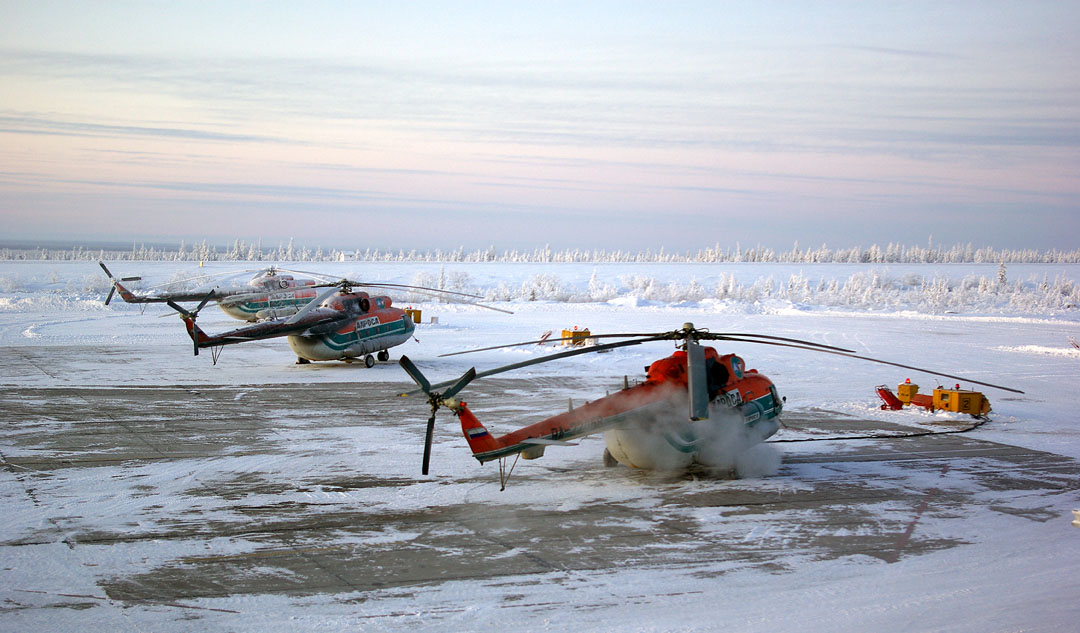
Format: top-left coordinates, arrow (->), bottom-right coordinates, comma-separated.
2,261 -> 1079,632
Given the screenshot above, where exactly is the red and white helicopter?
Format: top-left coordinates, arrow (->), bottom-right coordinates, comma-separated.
173,277 -> 509,366
100,261 -> 328,322
399,323 -> 1023,489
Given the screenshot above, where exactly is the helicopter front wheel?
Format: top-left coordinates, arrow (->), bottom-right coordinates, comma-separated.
364,354 -> 376,368
377,350 -> 390,362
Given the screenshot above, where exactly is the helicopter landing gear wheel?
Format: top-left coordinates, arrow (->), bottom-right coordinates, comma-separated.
296,357 -> 311,365
364,354 -> 376,368
602,448 -> 619,467
377,350 -> 389,362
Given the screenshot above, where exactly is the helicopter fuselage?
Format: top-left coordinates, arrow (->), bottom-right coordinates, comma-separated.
216,275 -> 321,321
182,291 -> 416,363
287,310 -> 415,361
457,347 -> 783,471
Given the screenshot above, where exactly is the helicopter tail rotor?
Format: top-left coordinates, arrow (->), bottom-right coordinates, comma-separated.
166,291 -> 216,355
400,356 -> 477,475
99,261 -> 142,305
400,355 -> 432,395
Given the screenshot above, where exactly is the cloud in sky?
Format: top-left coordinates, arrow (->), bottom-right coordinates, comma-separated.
1,1 -> 1078,251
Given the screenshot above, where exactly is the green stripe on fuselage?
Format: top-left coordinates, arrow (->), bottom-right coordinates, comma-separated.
319,317 -> 411,351
228,295 -> 310,316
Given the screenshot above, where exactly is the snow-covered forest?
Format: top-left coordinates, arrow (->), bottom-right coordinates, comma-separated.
3,239 -> 1080,265
1,258 -> 1077,317
488,267 -> 1080,315
3,239 -> 1077,317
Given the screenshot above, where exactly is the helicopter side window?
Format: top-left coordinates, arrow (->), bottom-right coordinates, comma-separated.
375,298 -> 386,309
731,355 -> 744,379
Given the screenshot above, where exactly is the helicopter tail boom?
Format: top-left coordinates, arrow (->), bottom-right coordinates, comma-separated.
457,405 -> 501,458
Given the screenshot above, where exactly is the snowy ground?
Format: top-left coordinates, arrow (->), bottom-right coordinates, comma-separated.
2,260 -> 1079,631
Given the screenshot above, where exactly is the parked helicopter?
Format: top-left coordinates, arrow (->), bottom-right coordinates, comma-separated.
174,277 -> 510,366
399,323 -> 1023,489
99,261 -> 329,322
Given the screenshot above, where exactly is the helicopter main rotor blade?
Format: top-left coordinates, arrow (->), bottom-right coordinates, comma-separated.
272,268 -> 340,284
405,336 -> 669,396
686,341 -> 710,421
680,335 -> 1023,394
356,282 -> 485,300
438,327 -> 854,359
283,286 -> 341,325
309,279 -> 485,300
428,321 -> 1022,395
140,268 -> 252,291
713,336 -> 1024,394
467,336 -> 665,379
438,332 -> 663,357
414,294 -> 513,315
803,347 -> 1024,394
307,279 -> 512,314
104,286 -> 116,306
695,332 -> 855,354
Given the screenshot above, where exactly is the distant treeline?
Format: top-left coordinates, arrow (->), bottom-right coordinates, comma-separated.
2,238 -> 1079,264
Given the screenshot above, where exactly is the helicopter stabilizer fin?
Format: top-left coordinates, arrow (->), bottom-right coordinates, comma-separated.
458,405 -> 500,456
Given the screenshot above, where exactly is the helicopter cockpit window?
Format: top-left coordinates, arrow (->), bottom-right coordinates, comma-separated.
706,358 -> 729,399
375,298 -> 386,309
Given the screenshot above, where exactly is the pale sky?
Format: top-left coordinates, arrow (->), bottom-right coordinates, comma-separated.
2,1 -> 1078,252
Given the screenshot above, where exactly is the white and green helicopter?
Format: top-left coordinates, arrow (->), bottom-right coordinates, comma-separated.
100,262 -> 333,322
